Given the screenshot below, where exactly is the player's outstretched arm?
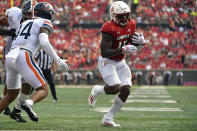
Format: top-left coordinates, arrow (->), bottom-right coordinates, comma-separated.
38,27 -> 69,71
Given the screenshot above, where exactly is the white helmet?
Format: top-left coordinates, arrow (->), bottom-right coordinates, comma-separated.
110,1 -> 131,26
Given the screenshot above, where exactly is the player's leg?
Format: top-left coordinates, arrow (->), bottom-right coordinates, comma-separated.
117,60 -> 131,103
0,62 -> 21,113
11,83 -> 32,122
102,60 -> 131,127
1,37 -> 13,115
43,69 -> 58,102
19,51 -> 48,122
0,84 -> 12,116
21,84 -> 48,122
0,89 -> 19,113
88,57 -> 121,107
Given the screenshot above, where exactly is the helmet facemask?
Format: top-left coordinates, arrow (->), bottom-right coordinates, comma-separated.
113,12 -> 131,27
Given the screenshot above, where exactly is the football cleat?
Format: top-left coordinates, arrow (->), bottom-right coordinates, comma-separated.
88,85 -> 101,107
21,101 -> 38,122
102,117 -> 120,127
53,99 -> 58,103
3,106 -> 12,116
11,107 -> 27,122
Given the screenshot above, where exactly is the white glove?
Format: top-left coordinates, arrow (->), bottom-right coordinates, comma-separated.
132,32 -> 145,45
122,45 -> 137,53
56,59 -> 69,71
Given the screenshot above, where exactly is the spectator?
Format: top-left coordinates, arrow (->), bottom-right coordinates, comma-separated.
135,71 -> 143,85
63,72 -> 71,85
176,71 -> 184,86
163,71 -> 172,86
85,70 -> 93,85
73,72 -> 82,85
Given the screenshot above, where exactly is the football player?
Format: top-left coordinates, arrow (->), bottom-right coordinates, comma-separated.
0,2 -> 69,123
0,0 -> 38,122
88,1 -> 145,127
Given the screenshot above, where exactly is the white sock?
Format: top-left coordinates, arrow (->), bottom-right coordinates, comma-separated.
96,85 -> 105,94
26,99 -> 34,106
104,96 -> 124,120
15,93 -> 28,110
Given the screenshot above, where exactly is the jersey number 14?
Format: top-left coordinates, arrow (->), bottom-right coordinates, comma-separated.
18,22 -> 33,39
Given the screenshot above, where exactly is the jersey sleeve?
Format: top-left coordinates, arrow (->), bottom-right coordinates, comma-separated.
42,20 -> 53,35
101,22 -> 113,35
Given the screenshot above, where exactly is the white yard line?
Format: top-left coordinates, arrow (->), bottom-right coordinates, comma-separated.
92,107 -> 183,112
128,95 -> 171,98
126,99 -> 177,103
131,92 -> 169,95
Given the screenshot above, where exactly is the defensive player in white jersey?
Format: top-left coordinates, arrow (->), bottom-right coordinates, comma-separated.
0,0 -> 38,122
0,2 -> 69,122
0,7 -> 20,116
0,6 -> 18,129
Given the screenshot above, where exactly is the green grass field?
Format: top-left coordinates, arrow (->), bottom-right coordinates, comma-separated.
0,85 -> 197,131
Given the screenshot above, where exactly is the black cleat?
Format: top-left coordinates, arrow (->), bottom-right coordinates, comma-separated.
21,101 -> 38,122
3,106 -> 12,116
11,107 -> 27,122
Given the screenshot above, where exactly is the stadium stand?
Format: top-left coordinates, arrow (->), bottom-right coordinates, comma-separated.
0,0 -> 196,85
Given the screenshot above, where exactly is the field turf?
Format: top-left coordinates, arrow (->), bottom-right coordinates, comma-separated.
0,85 -> 197,131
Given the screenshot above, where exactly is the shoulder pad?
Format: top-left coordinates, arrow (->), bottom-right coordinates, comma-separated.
42,20 -> 53,34
101,21 -> 113,35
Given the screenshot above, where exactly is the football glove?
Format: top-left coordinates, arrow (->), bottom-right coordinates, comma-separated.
132,32 -> 145,45
56,59 -> 69,71
9,29 -> 16,38
122,45 -> 137,53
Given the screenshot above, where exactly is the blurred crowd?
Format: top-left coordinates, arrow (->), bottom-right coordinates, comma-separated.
0,0 -> 197,70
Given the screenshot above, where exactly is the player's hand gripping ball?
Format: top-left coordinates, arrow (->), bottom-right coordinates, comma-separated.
131,32 -> 145,46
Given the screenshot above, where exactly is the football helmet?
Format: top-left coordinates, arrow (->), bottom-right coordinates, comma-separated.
34,2 -> 55,21
110,1 -> 131,27
22,0 -> 37,20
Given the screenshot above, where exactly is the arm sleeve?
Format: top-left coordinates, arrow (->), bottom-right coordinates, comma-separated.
38,33 -> 60,61
0,28 -> 15,36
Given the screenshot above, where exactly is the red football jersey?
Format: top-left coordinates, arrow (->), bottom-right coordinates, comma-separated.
101,19 -> 136,61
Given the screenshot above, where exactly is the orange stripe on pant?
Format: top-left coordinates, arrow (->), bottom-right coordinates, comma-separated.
25,51 -> 45,85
